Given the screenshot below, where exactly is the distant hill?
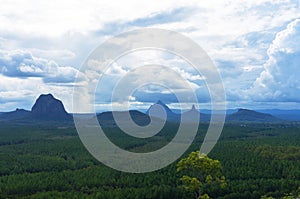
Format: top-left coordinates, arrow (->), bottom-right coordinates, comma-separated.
226,109 -> 283,123
181,105 -> 210,123
97,110 -> 151,127
0,108 -> 31,120
0,94 -> 293,124
96,102 -> 212,126
0,94 -> 72,122
97,104 -> 284,124
256,109 -> 300,121
146,102 -> 211,123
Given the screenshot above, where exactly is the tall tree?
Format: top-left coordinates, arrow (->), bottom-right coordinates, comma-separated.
177,151 -> 226,199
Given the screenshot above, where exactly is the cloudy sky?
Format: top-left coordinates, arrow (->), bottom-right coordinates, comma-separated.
0,0 -> 299,112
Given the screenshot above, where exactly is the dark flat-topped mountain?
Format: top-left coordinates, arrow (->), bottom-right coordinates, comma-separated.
0,94 -> 71,122
31,94 -> 71,120
226,109 -> 282,123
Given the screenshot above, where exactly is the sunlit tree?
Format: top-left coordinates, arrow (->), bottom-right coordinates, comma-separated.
177,151 -> 226,199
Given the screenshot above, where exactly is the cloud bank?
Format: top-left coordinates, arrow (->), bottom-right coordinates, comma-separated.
0,0 -> 299,111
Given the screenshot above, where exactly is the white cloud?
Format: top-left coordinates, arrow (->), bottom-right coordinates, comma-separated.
268,19 -> 300,55
105,62 -> 128,76
250,18 -> 300,102
0,0 -> 195,37
0,49 -> 81,83
1,0 -> 300,110
30,49 -> 76,60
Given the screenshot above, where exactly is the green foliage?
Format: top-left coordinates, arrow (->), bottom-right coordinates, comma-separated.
261,186 -> 300,199
253,145 -> 300,160
0,122 -> 299,198
180,175 -> 202,193
177,151 -> 226,199
261,196 -> 275,199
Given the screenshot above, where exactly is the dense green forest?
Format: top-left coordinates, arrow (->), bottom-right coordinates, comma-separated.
0,121 -> 299,198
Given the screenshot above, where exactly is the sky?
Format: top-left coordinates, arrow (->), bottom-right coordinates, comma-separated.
0,0 -> 299,112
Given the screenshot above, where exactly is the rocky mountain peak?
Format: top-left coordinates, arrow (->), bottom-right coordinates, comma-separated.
31,94 -> 70,120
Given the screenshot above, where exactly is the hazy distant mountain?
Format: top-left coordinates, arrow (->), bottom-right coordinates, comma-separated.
146,100 -> 179,122
226,109 -> 282,123
255,109 -> 300,121
0,94 -> 294,124
181,105 -> 211,123
31,94 -> 71,120
145,102 -> 212,123
97,110 -> 151,127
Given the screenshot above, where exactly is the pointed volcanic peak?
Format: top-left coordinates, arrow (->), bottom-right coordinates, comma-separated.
31,94 -> 71,121
181,105 -> 211,123
227,108 -> 283,123
181,104 -> 200,123
182,105 -> 200,117
186,104 -> 198,113
146,100 -> 179,122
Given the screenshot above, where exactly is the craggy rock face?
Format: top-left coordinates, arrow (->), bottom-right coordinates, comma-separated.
31,94 -> 70,120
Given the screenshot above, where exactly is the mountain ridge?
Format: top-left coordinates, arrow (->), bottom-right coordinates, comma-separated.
0,95 -> 292,123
